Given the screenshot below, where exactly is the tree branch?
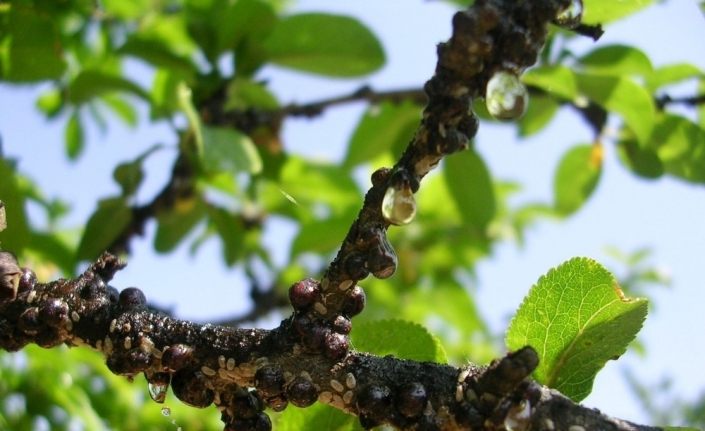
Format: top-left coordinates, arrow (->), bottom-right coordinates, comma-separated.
0,253 -> 660,430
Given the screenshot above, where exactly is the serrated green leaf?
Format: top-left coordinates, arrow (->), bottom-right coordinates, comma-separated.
553,144 -> 602,215
201,126 -> 263,175
155,197 -> 206,253
578,45 -> 652,76
518,95 -> 560,137
275,403 -> 359,431
263,13 -> 385,77
576,73 -> 655,144
506,257 -> 648,402
523,65 -> 578,100
444,150 -> 495,230
68,70 -> 149,104
77,198 -> 132,260
344,101 -> 421,168
2,6 -> 66,82
65,111 -> 85,160
352,319 -> 447,363
646,63 -> 703,92
582,0 -> 655,25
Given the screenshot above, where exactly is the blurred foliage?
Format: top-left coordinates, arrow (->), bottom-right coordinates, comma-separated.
0,0 -> 704,429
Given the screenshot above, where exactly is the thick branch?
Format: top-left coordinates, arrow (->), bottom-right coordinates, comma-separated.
0,253 -> 660,430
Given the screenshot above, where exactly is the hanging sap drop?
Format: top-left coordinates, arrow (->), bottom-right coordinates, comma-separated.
556,0 -> 583,25
161,407 -> 171,417
381,185 -> 417,225
149,381 -> 169,404
485,71 -> 528,121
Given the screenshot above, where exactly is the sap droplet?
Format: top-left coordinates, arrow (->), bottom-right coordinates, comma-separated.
149,381 -> 169,404
504,400 -> 531,431
161,407 -> 171,417
485,71 -> 528,121
381,185 -> 417,225
556,0 -> 583,26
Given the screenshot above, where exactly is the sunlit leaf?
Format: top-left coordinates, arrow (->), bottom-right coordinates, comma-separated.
344,101 -> 421,168
578,45 -> 652,76
155,197 -> 206,253
576,73 -> 655,144
582,0 -> 655,25
523,65 -> 578,100
65,111 -> 85,161
646,63 -> 703,92
264,13 -> 385,77
506,257 -> 648,401
68,71 -> 149,104
276,403 -> 359,431
646,114 -> 705,183
201,126 -> 263,175
352,319 -> 447,363
208,205 -> 245,266
553,144 -> 603,215
444,150 -> 495,230
518,95 -> 560,137
76,198 -> 132,260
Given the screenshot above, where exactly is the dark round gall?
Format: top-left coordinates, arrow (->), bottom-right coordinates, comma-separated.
38,298 -> 69,325
106,350 -> 151,375
342,285 -> 366,317
397,382 -> 427,418
255,365 -> 285,398
292,314 -> 312,337
171,369 -> 214,408
303,322 -> 330,350
119,287 -> 147,309
264,395 -> 288,412
332,315 -> 352,334
323,332 -> 350,361
18,307 -> 40,334
106,285 -> 120,303
161,344 -> 194,371
18,268 -> 37,292
288,279 -> 319,311
359,414 -> 380,430
356,384 -> 392,421
344,253 -> 370,281
232,390 -> 263,419
285,376 -> 318,408
371,167 -> 391,187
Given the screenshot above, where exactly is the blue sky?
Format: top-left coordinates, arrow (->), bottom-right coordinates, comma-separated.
1,0 -> 704,426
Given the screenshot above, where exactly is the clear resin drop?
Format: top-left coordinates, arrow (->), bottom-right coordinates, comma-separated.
556,0 -> 583,25
485,71 -> 528,121
381,185 -> 417,225
149,381 -> 169,404
161,407 -> 171,417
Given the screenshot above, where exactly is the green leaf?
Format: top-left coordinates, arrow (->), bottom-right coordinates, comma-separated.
646,114 -> 705,183
578,45 -> 652,77
118,36 -> 197,75
65,111 -> 85,161
522,65 -> 578,100
344,101 -> 421,168
2,6 -> 66,81
208,206 -> 245,266
553,144 -> 603,215
352,319 -> 447,363
263,13 -> 385,77
36,89 -> 64,118
582,0 -> 655,25
155,197 -> 206,253
275,403 -> 359,431
506,257 -> 648,402
617,134 -> 664,179
225,78 -> 279,111
518,95 -> 560,137
291,212 -> 354,257
576,73 -> 655,144
646,63 -> 703,92
77,197 -> 133,260
201,126 -> 263,175
217,0 -> 277,55
68,70 -> 150,104
444,150 -> 496,230
101,94 -> 139,127
177,82 -> 204,154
